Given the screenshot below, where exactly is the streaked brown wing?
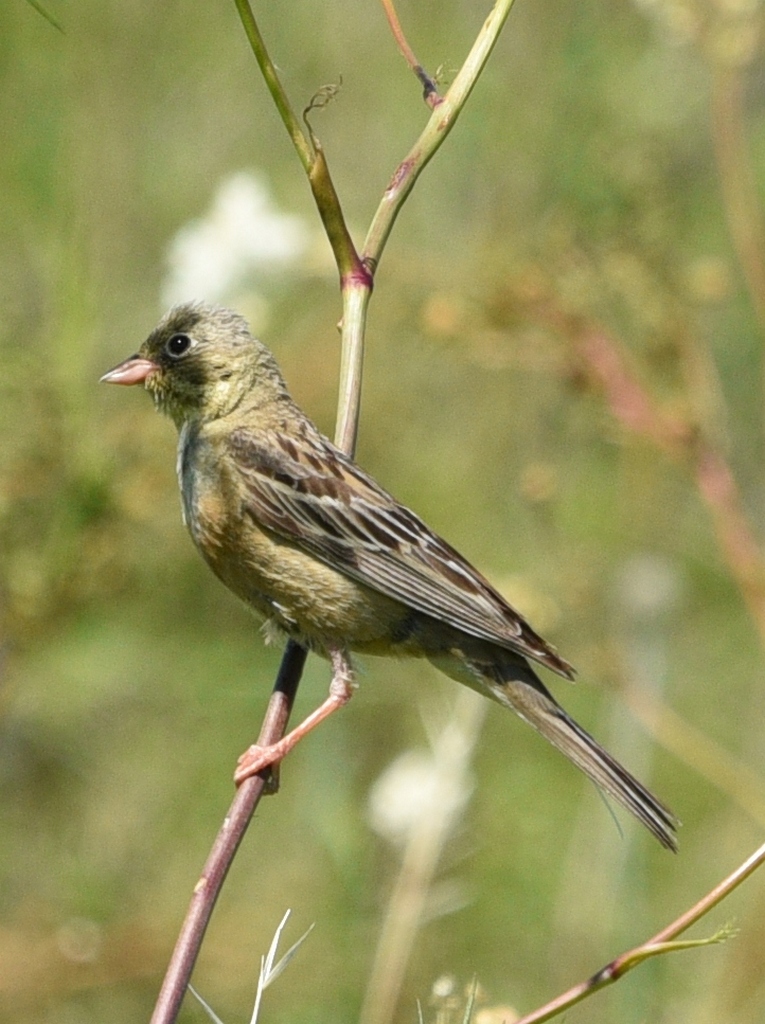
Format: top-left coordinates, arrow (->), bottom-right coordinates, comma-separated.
228,427 -> 575,679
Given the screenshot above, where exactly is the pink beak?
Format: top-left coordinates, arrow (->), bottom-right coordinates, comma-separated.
100,355 -> 158,386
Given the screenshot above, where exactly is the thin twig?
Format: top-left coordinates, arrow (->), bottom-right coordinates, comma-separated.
378,0 -> 441,107
334,282 -> 372,456
234,0 -> 364,282
514,839 -> 765,1023
232,0 -> 313,172
149,643 -> 307,1024
338,0 -> 519,451
363,0 -> 519,271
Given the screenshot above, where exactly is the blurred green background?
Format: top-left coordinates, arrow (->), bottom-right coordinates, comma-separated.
3,0 -> 765,1021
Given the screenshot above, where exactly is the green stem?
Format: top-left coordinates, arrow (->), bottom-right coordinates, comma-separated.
379,0 -> 440,106
307,129 -> 368,285
234,0 -> 364,291
514,838 -> 765,1023
334,282 -> 372,456
233,0 -> 314,172
363,0 -> 518,268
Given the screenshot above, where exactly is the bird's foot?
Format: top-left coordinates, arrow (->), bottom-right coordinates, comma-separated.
235,741 -> 289,786
234,647 -> 355,786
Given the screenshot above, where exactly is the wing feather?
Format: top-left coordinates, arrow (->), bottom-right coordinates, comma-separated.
228,428 -> 575,678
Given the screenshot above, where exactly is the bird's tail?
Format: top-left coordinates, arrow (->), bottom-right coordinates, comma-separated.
433,651 -> 678,850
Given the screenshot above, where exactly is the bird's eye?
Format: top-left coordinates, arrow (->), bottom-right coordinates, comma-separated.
166,333 -> 192,358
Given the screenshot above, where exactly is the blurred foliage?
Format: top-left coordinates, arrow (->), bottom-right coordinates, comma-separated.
2,0 -> 765,1021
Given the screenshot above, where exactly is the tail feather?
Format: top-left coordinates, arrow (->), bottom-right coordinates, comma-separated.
531,700 -> 678,850
472,657 -> 678,850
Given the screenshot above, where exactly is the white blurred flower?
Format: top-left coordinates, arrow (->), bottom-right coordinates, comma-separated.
161,171 -> 310,315
431,974 -> 458,999
616,553 -> 683,691
616,553 -> 683,622
361,693 -> 485,1021
368,748 -> 473,847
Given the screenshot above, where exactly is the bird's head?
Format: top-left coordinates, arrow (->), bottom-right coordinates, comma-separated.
101,302 -> 288,427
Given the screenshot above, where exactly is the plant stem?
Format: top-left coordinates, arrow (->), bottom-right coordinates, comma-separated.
149,643 -> 307,1024
364,0 -> 518,269
379,0 -> 441,106
515,838 -> 765,1023
232,0 -> 313,172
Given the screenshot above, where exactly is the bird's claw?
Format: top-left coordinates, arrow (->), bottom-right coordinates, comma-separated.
234,742 -> 284,788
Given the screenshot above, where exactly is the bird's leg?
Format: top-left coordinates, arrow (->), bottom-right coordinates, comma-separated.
234,648 -> 356,785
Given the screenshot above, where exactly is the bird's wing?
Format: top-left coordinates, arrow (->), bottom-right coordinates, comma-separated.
228,427 -> 575,679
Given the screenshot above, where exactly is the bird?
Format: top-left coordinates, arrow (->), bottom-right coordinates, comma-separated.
101,302 -> 678,849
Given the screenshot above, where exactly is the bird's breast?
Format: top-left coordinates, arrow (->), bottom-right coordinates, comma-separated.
177,426 -> 406,651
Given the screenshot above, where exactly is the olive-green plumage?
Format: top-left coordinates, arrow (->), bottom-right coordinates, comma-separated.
102,302 -> 678,849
